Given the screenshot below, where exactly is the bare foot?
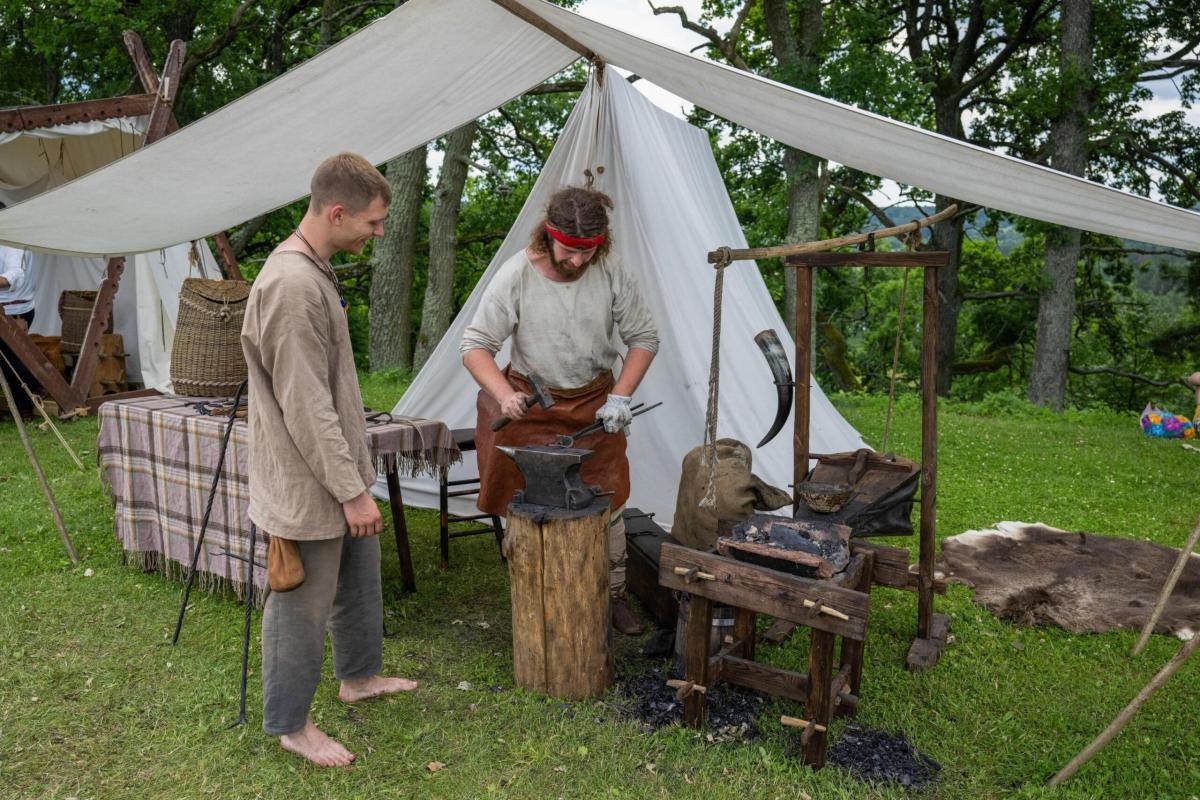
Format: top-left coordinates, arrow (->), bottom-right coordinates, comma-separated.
279,718 -> 355,767
338,674 -> 418,704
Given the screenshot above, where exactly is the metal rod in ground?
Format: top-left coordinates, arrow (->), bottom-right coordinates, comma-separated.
171,379 -> 248,645
1048,632 -> 1200,787
0,367 -> 78,563
1132,514 -> 1200,656
230,521 -> 259,728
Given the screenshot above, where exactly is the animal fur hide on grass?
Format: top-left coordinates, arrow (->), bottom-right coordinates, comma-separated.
939,521 -> 1199,641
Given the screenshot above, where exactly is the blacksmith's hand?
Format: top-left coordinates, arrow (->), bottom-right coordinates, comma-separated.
343,491 -> 384,538
500,391 -> 531,420
596,394 -> 633,434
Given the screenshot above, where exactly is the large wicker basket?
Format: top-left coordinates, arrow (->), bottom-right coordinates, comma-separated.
58,291 -> 113,354
170,279 -> 250,397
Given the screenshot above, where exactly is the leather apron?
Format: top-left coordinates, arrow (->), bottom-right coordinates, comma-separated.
474,367 -> 630,517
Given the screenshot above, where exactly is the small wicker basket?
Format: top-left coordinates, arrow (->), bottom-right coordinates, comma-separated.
58,291 -> 113,354
170,279 -> 250,397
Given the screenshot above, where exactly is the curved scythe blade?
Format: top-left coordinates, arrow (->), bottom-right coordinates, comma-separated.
754,329 -> 795,448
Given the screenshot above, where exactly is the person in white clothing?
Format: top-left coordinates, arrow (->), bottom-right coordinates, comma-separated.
0,235 -> 38,416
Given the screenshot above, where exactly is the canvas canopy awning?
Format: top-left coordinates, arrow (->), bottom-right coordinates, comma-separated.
0,0 -> 1197,255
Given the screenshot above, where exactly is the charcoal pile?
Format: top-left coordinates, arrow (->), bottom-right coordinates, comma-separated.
610,665 -> 765,739
827,723 -> 942,788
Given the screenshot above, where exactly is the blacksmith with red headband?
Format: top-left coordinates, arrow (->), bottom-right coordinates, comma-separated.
461,185 -> 659,635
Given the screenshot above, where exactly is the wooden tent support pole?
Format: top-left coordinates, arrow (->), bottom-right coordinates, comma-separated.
0,368 -> 78,563
1132,514 -> 1200,656
70,257 -> 124,399
0,349 -> 85,469
709,204 -> 958,264
1048,633 -> 1200,787
0,313 -> 82,411
489,0 -> 598,61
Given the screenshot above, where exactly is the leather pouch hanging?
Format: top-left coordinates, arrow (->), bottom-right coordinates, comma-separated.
267,536 -> 305,592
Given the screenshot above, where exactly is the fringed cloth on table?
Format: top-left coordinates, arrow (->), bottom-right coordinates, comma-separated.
97,394 -> 461,603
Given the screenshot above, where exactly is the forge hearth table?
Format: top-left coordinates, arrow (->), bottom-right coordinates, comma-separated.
659,543 -> 874,769
97,394 -> 460,597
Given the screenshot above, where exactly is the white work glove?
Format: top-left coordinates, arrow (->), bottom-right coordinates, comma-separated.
596,393 -> 633,434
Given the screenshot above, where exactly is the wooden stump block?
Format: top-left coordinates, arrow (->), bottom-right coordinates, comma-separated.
507,499 -> 613,699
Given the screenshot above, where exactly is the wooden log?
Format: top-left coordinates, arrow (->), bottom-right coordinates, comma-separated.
506,500 -> 612,699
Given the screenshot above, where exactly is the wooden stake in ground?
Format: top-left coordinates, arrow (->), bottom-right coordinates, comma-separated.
1131,514 -> 1200,656
0,367 -> 78,563
1048,632 -> 1200,787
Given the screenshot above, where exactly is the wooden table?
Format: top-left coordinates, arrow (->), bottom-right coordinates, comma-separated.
98,394 -> 460,597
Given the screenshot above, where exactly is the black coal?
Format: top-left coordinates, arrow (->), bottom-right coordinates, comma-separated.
610,664 -> 765,739
827,723 -> 942,789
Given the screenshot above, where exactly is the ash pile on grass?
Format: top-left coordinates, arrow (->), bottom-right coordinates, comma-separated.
610,664 -> 765,739
827,723 -> 942,788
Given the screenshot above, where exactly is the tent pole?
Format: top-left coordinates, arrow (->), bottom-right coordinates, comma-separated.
489,0 -> 597,61
69,257 -> 124,401
0,313 -> 82,412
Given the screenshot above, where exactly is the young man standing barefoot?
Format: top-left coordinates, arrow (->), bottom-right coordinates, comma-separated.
242,152 -> 417,767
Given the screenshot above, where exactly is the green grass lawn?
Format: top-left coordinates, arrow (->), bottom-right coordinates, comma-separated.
1,380 -> 1196,800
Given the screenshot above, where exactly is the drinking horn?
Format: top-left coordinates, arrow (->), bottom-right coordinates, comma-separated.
754,329 -> 795,448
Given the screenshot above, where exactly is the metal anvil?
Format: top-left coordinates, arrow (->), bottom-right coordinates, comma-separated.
496,444 -> 604,510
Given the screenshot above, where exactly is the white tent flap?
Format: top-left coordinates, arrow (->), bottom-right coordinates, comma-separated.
0,0 -> 1197,254
383,74 -> 866,526
0,0 -> 576,255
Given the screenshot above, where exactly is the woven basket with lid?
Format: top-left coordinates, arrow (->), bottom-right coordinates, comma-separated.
170,279 -> 250,397
58,291 -> 113,354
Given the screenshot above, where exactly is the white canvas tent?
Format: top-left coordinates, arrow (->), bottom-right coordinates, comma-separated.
0,0 -> 1196,493
0,117 -> 222,390
389,72 -> 866,524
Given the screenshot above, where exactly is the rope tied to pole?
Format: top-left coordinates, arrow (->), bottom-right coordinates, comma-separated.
699,249 -> 732,508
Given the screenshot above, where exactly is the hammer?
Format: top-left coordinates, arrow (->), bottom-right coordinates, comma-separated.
491,372 -> 555,431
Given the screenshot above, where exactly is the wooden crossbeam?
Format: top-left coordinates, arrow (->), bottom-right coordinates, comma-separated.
0,94 -> 157,134
658,543 -> 869,640
145,40 -> 185,143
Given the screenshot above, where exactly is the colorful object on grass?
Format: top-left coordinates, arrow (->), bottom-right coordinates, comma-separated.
1140,404 -> 1196,439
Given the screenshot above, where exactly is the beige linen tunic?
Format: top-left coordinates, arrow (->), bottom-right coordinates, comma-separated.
241,250 -> 374,540
460,250 -> 659,389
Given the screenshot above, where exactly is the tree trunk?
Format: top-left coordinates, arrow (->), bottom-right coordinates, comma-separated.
370,144 -> 427,372
1029,0 -> 1091,410
764,0 -> 824,338
414,122 -> 476,369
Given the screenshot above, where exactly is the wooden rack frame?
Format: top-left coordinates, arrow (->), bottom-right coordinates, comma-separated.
0,32 -> 244,416
787,249 -> 950,670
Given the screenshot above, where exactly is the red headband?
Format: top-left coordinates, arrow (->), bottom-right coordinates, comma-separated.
545,223 -> 605,250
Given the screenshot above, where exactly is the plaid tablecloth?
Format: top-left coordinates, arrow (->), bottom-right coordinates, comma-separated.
98,394 -> 460,598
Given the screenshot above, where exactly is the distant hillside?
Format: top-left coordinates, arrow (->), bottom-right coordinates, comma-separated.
875,205 -> 1189,295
